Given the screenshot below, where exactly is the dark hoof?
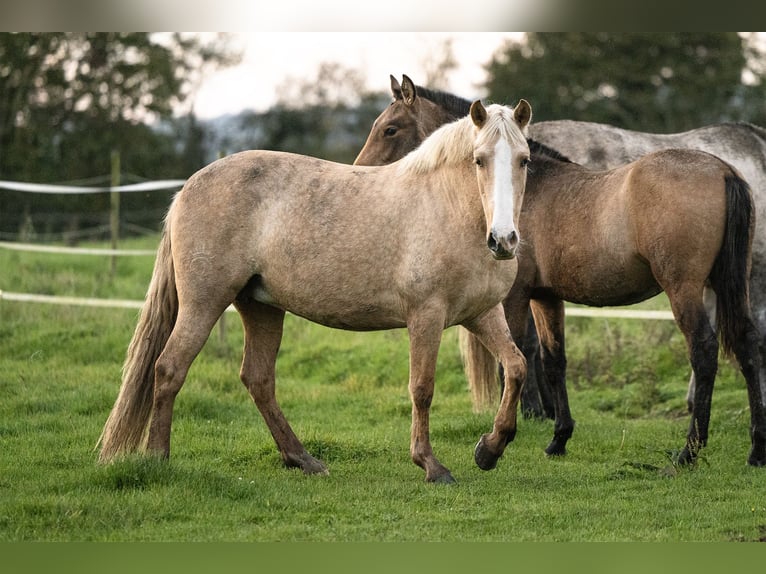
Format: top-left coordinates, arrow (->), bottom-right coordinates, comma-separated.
748,447 -> 766,467
545,440 -> 567,457
474,435 -> 500,471
675,446 -> 697,467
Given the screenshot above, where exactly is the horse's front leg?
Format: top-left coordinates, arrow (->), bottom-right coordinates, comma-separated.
464,303 -> 527,471
407,309 -> 454,483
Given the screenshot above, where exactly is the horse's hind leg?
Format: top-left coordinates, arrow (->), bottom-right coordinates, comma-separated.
665,287 -> 719,465
685,286 -> 717,412
465,303 -> 527,471
519,312 -> 556,420
236,299 -> 327,475
720,294 -> 766,466
147,305 -> 225,458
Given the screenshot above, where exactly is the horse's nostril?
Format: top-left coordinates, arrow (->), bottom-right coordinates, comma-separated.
508,231 -> 519,248
487,235 -> 499,252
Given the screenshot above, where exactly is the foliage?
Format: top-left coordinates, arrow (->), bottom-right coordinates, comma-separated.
1,239 -> 765,542
0,33 -> 240,239
484,33 -> 766,131
238,62 -> 390,164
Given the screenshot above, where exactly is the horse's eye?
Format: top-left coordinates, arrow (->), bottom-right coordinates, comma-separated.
474,157 -> 484,168
520,157 -> 530,168
384,126 -> 398,137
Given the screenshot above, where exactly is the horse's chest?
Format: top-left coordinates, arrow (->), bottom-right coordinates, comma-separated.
450,260 -> 518,317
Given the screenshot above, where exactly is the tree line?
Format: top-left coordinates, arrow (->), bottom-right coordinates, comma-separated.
1,33 -> 764,240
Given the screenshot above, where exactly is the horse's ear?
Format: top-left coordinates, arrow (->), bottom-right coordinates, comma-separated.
390,75 -> 402,101
401,74 -> 417,106
513,99 -> 532,130
470,100 -> 487,128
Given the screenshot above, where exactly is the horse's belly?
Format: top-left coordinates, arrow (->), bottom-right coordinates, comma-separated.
540,256 -> 661,307
248,257 -> 515,331
248,275 -> 407,331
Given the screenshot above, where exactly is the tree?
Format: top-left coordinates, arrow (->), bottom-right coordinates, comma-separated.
0,33 -> 240,238
484,33 -> 766,132
0,32 -> 239,179
421,37 -> 458,91
252,62 -> 389,163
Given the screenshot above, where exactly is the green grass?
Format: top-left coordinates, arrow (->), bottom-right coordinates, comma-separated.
1,237 -> 765,541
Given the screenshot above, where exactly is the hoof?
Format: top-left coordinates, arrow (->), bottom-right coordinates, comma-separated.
748,447 -> 766,467
675,446 -> 697,467
285,452 -> 329,475
427,471 -> 457,484
544,440 -> 567,457
474,435 -> 500,471
302,459 -> 329,476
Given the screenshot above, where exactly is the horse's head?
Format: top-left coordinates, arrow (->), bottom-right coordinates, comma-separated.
470,100 -> 532,260
354,75 -> 460,166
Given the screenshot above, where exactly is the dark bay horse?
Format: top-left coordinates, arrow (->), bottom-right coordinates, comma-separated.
97,101 -> 534,483
356,76 -> 766,467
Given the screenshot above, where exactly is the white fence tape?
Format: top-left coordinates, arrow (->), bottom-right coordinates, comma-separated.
0,288 -> 671,319
0,290 -> 144,309
0,290 -> 239,313
0,241 -> 156,256
564,307 -> 673,320
0,179 -> 186,194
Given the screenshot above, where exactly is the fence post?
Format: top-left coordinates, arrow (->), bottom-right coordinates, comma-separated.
110,150 -> 120,277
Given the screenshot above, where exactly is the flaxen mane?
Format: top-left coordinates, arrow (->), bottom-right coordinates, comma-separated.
395,115 -> 475,176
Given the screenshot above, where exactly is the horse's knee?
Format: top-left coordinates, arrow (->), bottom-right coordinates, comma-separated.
501,349 -> 527,390
409,378 -> 435,411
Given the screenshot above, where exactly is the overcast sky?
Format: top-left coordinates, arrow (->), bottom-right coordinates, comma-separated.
190,33 -> 519,119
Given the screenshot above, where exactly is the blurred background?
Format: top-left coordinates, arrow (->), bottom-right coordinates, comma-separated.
2,32 -> 765,243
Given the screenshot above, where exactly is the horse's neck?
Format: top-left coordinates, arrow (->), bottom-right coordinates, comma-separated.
418,101 -> 465,139
415,86 -> 472,119
393,160 -> 481,225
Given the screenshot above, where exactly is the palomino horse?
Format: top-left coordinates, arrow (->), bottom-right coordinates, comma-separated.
97,101 -> 533,483
357,76 -> 766,466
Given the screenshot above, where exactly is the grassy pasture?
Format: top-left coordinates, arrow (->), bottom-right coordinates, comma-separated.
1,237 -> 765,542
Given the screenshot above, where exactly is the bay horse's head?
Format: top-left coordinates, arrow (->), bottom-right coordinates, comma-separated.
470,100 -> 532,260
354,74 -> 467,166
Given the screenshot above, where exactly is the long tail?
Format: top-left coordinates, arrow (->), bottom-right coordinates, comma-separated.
458,327 -> 500,412
97,222 -> 178,462
709,173 -> 755,356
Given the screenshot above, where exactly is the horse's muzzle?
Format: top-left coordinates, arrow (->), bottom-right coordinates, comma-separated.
487,230 -> 519,260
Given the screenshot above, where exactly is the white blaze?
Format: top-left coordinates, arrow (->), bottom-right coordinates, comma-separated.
491,138 -> 517,240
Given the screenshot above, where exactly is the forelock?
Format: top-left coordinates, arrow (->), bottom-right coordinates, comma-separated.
475,104 -> 529,152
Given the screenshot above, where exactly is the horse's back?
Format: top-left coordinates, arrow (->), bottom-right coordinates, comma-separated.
530,120 -> 766,186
